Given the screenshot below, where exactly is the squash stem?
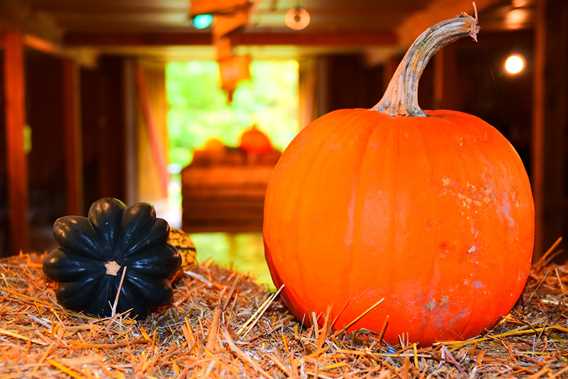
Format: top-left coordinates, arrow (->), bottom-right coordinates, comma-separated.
104,260 -> 121,276
373,7 -> 479,117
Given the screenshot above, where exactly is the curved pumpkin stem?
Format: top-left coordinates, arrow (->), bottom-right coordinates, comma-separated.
373,7 -> 479,117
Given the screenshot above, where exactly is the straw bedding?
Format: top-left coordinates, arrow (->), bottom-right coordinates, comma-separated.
0,243 -> 566,378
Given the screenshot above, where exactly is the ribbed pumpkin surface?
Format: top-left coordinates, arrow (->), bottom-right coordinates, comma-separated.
263,109 -> 534,345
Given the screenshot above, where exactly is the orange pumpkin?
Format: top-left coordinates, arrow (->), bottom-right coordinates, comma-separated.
192,138 -> 226,164
203,138 -> 226,153
263,11 -> 534,345
239,125 -> 273,154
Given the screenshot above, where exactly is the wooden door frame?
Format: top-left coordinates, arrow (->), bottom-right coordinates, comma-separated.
1,33 -> 83,252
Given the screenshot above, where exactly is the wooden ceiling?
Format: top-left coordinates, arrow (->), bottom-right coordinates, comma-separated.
1,0 -> 535,59
24,0 -> 428,33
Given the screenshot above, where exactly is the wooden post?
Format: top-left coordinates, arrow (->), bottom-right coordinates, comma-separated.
433,44 -> 461,109
298,58 -> 317,129
3,32 -> 29,252
62,58 -> 84,215
135,61 -> 169,198
532,0 -> 568,255
123,59 -> 138,205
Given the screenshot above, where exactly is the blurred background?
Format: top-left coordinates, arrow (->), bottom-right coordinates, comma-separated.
0,0 -> 566,286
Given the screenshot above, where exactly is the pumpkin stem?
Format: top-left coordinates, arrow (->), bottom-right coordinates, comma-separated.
373,7 -> 479,117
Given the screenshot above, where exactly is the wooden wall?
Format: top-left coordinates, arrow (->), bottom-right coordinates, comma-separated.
0,4 -> 565,255
326,54 -> 384,111
309,52 -> 436,117
79,55 -> 168,213
3,34 -> 29,253
533,0 -> 568,253
0,49 -> 168,254
80,56 -> 128,208
26,52 -> 66,228
0,52 -> 134,254
0,55 -> 5,253
316,54 -> 384,114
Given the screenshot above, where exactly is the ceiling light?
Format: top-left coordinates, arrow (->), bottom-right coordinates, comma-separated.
285,6 -> 310,31
506,8 -> 529,26
192,13 -> 214,29
504,53 -> 526,76
512,0 -> 530,7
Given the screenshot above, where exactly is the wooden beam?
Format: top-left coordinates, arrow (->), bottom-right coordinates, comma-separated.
396,0 -> 501,47
24,34 -> 63,56
232,32 -> 397,47
62,58 -> 84,215
3,32 -> 29,252
532,0 -> 545,256
532,0 -> 568,254
0,2 -> 62,44
63,31 -> 397,47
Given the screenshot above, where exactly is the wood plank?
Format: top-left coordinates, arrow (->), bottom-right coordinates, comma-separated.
533,0 -> 545,256
3,32 -> 29,252
24,34 -> 62,56
80,57 -> 128,202
135,61 -> 169,198
532,0 -> 568,255
123,59 -> 139,204
64,31 -> 397,47
0,3 -> 62,45
62,58 -> 84,215
432,44 -> 462,109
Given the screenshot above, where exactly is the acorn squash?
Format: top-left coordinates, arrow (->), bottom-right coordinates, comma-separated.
43,197 -> 181,318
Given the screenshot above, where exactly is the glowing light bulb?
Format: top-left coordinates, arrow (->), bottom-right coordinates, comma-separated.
512,0 -> 530,7
192,14 -> 213,30
504,53 -> 526,75
285,7 -> 310,30
506,8 -> 528,27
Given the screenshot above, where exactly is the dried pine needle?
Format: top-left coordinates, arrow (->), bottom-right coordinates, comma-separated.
222,328 -> 272,379
236,283 -> 284,338
0,328 -> 48,346
46,359 -> 85,379
331,297 -> 385,338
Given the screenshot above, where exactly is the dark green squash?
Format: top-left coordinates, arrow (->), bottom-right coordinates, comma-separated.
43,197 -> 181,318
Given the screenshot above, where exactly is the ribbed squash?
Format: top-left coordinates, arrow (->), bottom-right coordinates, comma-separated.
43,198 -> 182,318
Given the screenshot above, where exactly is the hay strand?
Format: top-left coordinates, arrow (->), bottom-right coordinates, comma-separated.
0,252 -> 566,377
